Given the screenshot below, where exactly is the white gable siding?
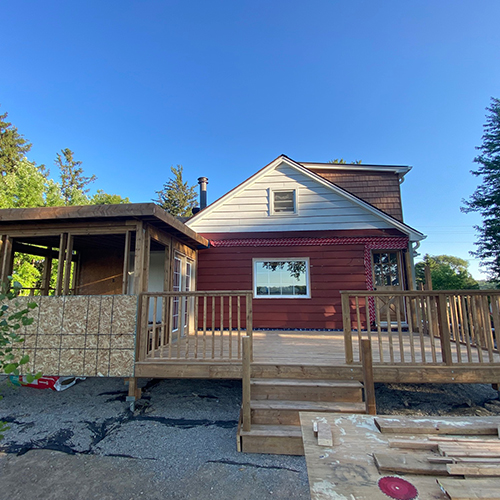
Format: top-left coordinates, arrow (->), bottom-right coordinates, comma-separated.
187,162 -> 395,233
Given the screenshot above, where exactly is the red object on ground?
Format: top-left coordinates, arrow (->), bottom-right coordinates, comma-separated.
378,476 -> 418,500
19,376 -> 80,391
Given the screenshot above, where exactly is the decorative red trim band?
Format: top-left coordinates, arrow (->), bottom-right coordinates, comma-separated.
210,236 -> 408,248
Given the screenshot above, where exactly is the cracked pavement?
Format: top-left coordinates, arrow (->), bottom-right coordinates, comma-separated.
0,377 -> 310,500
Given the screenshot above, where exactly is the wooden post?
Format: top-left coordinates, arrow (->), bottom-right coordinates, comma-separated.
361,339 -> 376,415
41,250 -> 53,296
55,233 -> 68,295
424,264 -> 433,291
245,292 -> 253,362
242,335 -> 251,432
122,230 -> 131,294
133,222 -> 144,295
0,235 -> 13,285
436,294 -> 453,365
341,293 -> 353,364
63,233 -> 74,295
142,226 -> 151,293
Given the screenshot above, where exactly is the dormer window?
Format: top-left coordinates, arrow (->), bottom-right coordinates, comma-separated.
271,189 -> 296,215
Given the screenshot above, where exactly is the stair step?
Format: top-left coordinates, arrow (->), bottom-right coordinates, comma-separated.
239,424 -> 304,455
239,424 -> 302,438
250,379 -> 363,402
251,379 -> 362,387
251,400 -> 366,425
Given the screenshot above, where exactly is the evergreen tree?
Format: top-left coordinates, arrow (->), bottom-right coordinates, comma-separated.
154,165 -> 197,216
0,109 -> 32,176
462,97 -> 500,280
55,148 -> 96,205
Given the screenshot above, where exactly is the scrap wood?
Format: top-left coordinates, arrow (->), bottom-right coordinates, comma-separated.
437,478 -> 500,500
374,416 -> 500,435
447,463 -> 500,477
388,439 -> 438,451
312,420 -> 332,447
373,452 -> 448,476
439,444 -> 500,458
430,436 -> 500,444
429,456 -> 500,464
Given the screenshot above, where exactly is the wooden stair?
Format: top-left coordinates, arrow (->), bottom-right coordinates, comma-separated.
237,377 -> 367,455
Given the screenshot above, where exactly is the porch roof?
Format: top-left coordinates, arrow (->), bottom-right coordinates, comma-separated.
0,203 -> 209,249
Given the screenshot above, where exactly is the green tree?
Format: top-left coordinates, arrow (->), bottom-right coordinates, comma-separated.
0,109 -> 33,176
0,278 -> 40,440
415,254 -> 479,290
462,97 -> 500,280
328,159 -> 362,164
55,148 -> 96,206
0,159 -> 62,208
154,165 -> 197,216
90,190 -> 130,205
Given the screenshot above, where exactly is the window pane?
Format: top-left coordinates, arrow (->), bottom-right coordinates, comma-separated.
255,259 -> 308,297
273,191 -> 294,213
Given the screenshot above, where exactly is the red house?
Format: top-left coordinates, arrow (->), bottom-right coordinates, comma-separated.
187,155 -> 425,330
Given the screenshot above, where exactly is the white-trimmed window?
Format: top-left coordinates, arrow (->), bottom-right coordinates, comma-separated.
271,189 -> 297,215
253,258 -> 310,298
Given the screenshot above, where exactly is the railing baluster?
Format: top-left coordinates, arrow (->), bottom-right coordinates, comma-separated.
451,295 -> 462,363
471,295 -> 484,363
193,296 -> 199,359
386,297 -> 394,364
152,296 -> 158,359
395,296 -> 404,363
203,295 -> 207,359
220,295 -> 224,359
211,295 -> 216,360
375,296 -> 384,363
426,296 -> 437,363
490,295 -> 500,355
459,295 -> 472,362
228,295 -> 233,360
416,297 -> 427,363
405,296 -> 416,363
237,295 -> 241,359
482,295 -> 495,363
355,296 -> 362,362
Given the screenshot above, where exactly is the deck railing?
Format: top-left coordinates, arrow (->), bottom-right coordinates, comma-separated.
341,290 -> 500,366
136,291 -> 253,362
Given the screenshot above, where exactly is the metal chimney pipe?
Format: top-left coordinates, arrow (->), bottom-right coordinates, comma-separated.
198,177 -> 208,209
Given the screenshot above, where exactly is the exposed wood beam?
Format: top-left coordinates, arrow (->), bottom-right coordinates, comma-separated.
122,230 -> 131,294
63,233 -> 74,295
55,233 -> 68,295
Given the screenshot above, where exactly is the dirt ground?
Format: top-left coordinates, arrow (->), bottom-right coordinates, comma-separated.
0,377 -> 499,500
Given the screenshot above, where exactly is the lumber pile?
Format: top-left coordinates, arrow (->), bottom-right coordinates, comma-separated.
373,416 -> 500,499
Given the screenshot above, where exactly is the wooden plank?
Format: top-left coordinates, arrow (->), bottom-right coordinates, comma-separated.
375,416 -> 500,435
447,463 -> 500,476
373,452 -> 449,475
133,221 -> 144,295
437,294 -> 453,365
427,295 -> 438,363
388,439 -> 439,451
122,230 -> 131,294
62,233 -> 74,295
41,251 -> 52,296
437,478 -> 500,500
341,293 -> 353,363
361,339 -> 376,415
242,336 -> 251,432
55,232 -> 67,295
316,422 -> 333,447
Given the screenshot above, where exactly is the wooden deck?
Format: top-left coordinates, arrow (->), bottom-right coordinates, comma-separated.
135,329 -> 500,383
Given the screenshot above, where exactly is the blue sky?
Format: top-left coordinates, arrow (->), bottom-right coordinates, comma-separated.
2,1 -> 499,278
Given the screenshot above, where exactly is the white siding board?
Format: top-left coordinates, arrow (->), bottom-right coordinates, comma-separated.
189,161 -> 396,234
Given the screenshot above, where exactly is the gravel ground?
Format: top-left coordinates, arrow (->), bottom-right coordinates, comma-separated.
0,377 -> 499,500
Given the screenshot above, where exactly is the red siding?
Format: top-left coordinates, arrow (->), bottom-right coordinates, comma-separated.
197,241 -> 368,330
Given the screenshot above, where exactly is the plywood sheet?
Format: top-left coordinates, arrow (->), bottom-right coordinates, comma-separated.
300,412 -> 449,500
14,295 -> 137,378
